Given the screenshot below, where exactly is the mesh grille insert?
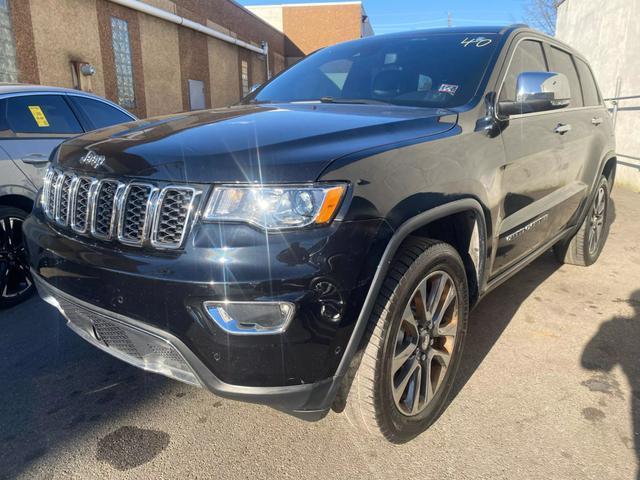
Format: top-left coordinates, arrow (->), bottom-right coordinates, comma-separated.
56,174 -> 74,224
121,184 -> 152,243
154,188 -> 194,247
72,178 -> 93,233
93,181 -> 119,238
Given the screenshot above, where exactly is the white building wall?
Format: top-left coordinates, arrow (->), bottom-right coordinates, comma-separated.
557,0 -> 640,191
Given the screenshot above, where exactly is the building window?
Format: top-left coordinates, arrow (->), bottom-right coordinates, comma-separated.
241,60 -> 249,96
110,17 -> 135,108
0,0 -> 18,83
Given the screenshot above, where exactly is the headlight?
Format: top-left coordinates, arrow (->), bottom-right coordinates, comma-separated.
203,184 -> 347,230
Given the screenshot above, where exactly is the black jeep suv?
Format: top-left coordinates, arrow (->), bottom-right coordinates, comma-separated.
24,25 -> 615,443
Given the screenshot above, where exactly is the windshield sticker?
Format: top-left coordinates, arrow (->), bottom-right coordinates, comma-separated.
28,106 -> 50,128
460,37 -> 493,48
438,84 -> 459,95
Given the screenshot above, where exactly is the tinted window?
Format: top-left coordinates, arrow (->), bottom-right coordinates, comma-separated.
4,95 -> 82,135
548,46 -> 583,107
499,40 -> 548,103
575,58 -> 600,106
248,33 -> 499,109
70,96 -> 133,130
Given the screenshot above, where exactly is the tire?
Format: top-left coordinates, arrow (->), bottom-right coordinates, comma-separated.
343,237 -> 469,443
0,206 -> 35,309
553,175 -> 610,267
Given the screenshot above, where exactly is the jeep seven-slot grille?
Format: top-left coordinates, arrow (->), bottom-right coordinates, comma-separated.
42,170 -> 199,249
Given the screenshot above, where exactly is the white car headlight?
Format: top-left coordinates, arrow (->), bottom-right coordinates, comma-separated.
203,184 -> 347,230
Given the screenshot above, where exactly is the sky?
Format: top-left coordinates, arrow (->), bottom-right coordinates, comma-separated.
236,0 -> 528,34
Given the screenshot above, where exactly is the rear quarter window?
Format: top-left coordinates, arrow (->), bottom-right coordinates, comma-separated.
5,94 -> 83,135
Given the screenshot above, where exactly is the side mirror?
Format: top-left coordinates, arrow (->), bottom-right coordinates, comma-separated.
498,71 -> 571,116
249,83 -> 261,94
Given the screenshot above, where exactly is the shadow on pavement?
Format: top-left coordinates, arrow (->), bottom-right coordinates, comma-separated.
0,298 -> 175,479
451,250 -> 561,401
581,290 -> 640,480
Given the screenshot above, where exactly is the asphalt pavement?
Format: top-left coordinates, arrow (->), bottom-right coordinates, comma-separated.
1,187 -> 639,480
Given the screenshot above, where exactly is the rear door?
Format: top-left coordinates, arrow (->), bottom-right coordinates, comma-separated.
0,94 -> 84,189
572,56 -> 612,203
542,44 -> 593,234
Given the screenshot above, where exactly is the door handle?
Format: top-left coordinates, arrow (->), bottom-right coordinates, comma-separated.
591,117 -> 603,126
554,123 -> 572,135
22,153 -> 49,165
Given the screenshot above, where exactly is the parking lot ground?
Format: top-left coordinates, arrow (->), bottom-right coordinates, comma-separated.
1,187 -> 639,480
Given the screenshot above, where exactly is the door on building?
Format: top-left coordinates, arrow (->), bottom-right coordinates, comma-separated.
188,80 -> 206,111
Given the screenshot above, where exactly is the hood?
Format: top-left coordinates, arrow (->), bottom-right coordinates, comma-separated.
56,103 -> 458,183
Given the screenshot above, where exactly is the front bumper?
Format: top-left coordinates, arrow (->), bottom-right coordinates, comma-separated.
34,274 -> 335,419
24,209 -> 390,418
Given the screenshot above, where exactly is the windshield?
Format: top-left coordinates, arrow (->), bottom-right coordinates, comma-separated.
247,33 -> 499,109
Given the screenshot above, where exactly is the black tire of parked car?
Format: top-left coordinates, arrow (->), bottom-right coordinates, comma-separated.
343,237 -> 469,443
0,206 -> 35,309
554,175 -> 610,267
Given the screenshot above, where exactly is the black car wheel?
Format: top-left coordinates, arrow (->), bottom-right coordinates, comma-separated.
554,175 -> 610,266
0,206 -> 35,309
343,238 -> 469,443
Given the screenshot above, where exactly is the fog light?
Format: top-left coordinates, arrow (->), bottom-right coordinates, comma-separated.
204,301 -> 295,335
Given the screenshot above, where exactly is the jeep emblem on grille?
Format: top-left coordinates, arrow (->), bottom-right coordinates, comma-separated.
79,151 -> 106,169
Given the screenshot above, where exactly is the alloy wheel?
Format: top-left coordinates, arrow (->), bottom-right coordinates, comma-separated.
391,270 -> 459,416
588,186 -> 606,255
0,216 -> 32,301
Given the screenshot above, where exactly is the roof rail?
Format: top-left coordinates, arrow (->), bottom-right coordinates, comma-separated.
499,23 -> 529,34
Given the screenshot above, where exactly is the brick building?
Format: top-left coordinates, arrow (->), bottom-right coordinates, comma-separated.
246,1 -> 374,65
0,0 -> 370,118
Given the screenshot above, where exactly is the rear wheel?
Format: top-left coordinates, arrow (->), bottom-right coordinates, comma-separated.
343,238 -> 469,443
554,175 -> 610,266
0,206 -> 34,309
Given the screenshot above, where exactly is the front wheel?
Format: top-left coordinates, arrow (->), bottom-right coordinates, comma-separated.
343,238 -> 469,443
0,206 -> 35,309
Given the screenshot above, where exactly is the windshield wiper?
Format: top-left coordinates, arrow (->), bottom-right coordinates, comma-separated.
319,97 -> 392,105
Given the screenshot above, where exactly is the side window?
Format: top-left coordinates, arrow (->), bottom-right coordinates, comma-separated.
499,40 -> 548,103
70,96 -> 134,130
575,58 -> 601,106
5,95 -> 83,135
548,46 -> 583,108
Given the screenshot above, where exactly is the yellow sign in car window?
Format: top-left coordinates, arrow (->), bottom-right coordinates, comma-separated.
28,106 -> 50,128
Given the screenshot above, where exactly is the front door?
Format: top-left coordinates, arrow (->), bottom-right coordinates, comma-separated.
492,38 -> 574,275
